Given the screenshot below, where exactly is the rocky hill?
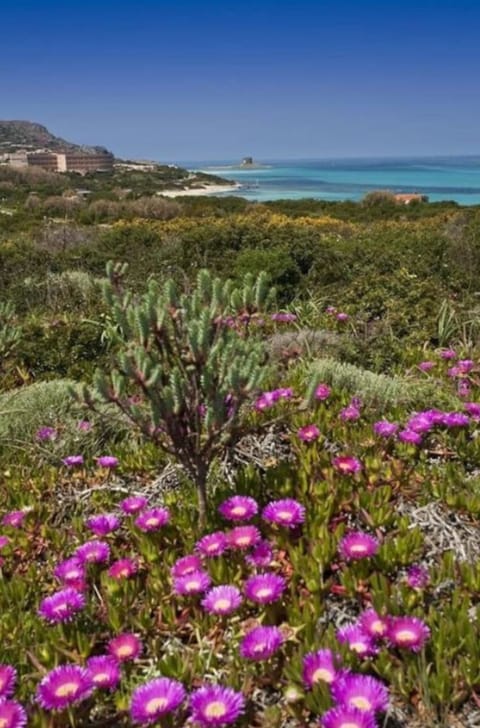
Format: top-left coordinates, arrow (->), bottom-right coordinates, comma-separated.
0,120 -> 110,154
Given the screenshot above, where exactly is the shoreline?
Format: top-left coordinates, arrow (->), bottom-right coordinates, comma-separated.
158,183 -> 242,198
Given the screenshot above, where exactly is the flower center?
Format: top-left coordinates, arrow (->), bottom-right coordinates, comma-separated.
340,723 -> 361,728
207,543 -> 220,552
214,598 -> 232,611
235,536 -> 252,546
351,696 -> 372,711
205,701 -> 227,718
395,629 -> 416,643
253,642 -> 266,652
93,672 -> 109,684
145,517 -> 159,527
351,641 -> 367,653
53,602 -> 68,614
116,568 -> 129,577
277,511 -> 292,521
371,620 -> 385,634
146,697 -> 168,714
186,580 -> 200,591
55,681 -> 80,698
311,667 -> 334,684
116,644 -> 133,657
66,570 -> 80,579
231,506 -> 247,516
255,587 -> 273,599
349,544 -> 367,554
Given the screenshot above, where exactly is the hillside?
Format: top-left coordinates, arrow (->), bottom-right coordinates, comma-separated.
0,120 -> 110,154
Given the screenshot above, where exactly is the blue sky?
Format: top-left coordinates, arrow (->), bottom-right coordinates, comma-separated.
1,0 -> 479,161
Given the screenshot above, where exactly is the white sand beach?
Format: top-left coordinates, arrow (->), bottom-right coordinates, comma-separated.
158,183 -> 241,197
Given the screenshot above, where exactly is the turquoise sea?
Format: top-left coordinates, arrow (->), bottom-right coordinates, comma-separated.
185,157 -> 480,205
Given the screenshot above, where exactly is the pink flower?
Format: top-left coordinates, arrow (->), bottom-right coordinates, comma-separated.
418,361 -> 435,372
196,532 -> 228,557
387,616 -> 430,652
228,526 -> 261,550
333,456 -> 362,475
218,496 -> 258,522
336,624 -> 378,657
108,633 -> 142,662
302,649 -> 339,688
358,609 -> 388,638
339,532 -> 379,561
135,507 -> 170,532
108,558 -> 138,580
95,456 -> 119,469
315,383 -> 331,400
1,510 -> 27,528
297,424 -> 320,442
262,499 -> 305,528
201,586 -> 243,615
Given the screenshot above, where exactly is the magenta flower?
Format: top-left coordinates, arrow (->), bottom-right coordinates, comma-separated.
333,455 -> 362,475
86,513 -> 121,537
275,387 -> 294,399
218,496 -> 258,522
359,609 -> 388,638
326,306 -> 337,314
331,674 -> 389,713
86,656 -> 121,691
458,359 -> 474,373
245,540 -> 274,568
108,633 -> 142,662
440,348 -> 456,360
135,507 -> 170,532
373,420 -> 398,438
173,570 -> 212,596
62,455 -> 84,467
39,587 -> 86,624
336,312 -> 349,322
339,532 -> 379,561
240,625 -> 283,661
120,496 -> 148,514
254,393 -> 275,411
36,426 -> 57,441
1,510 -> 27,528
340,403 -> 361,422
459,378 -> 471,397
302,649 -> 339,688
190,685 -> 245,726
201,586 -> 243,615
108,558 -> 138,580
74,540 -> 110,564
297,424 -> 320,442
442,412 -> 470,428
398,429 -> 422,445
271,312 -> 297,323
387,616 -> 430,652
262,498 -> 305,528
407,412 -> 435,433
465,402 -> 480,419
244,573 -> 286,604
170,554 -> 203,578
78,419 -> 92,431
315,383 -> 331,400
196,532 -> 229,557
0,536 -> 9,550
337,624 -> 378,658
130,677 -> 186,725
418,361 -> 435,372
228,525 -> 261,550
406,564 -> 430,589
36,664 -> 93,711
95,455 -> 119,469
53,558 -> 86,590
321,706 -> 377,728
0,664 -> 16,698
0,699 -> 27,728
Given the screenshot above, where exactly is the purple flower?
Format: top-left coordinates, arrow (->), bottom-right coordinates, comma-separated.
337,624 -> 379,658
275,387 -> 294,399
0,536 -> 9,550
440,348 -> 456,360
333,456 -> 362,475
302,649 -> 338,688
170,554 -> 203,578
108,633 -> 142,662
244,573 -> 286,604
196,532 -> 229,557
228,525 -> 261,550
218,496 -> 258,522
297,424 -> 320,442
130,677 -> 186,724
201,585 -> 243,615
74,540 -> 110,564
315,383 -> 331,400
95,455 -> 119,469
120,496 -> 148,514
339,532 -> 379,561
458,359 -> 474,374
36,664 -> 93,711
336,312 -> 349,322
397,429 -> 422,445
36,426 -> 57,441
254,394 -> 275,411
0,699 -> 27,728
245,540 -> 274,568
340,403 -> 361,422
78,420 -> 92,431
271,312 -> 297,323
262,499 -> 305,528
135,507 -> 170,532
407,413 -> 435,433
331,673 -> 389,714
321,706 -> 377,728
442,412 -> 470,428
86,513 -> 121,536
190,685 -> 245,726
326,306 -> 337,315
0,664 -> 16,698
173,570 -> 212,596
39,587 -> 86,624
373,420 -> 398,438
86,656 -> 121,691
358,609 -> 388,638
240,625 -> 283,661
54,558 -> 86,590
108,558 -> 138,580
418,361 -> 435,372
465,402 -> 480,419
1,511 -> 27,528
406,565 -> 430,589
387,616 -> 430,652
62,455 -> 84,468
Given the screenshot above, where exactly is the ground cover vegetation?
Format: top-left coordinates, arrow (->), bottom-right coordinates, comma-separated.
1,179 -> 480,726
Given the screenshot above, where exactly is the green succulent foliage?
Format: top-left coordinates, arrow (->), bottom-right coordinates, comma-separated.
81,263 -> 273,519
0,301 -> 21,364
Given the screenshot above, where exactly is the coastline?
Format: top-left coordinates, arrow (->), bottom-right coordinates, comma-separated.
158,183 -> 241,198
